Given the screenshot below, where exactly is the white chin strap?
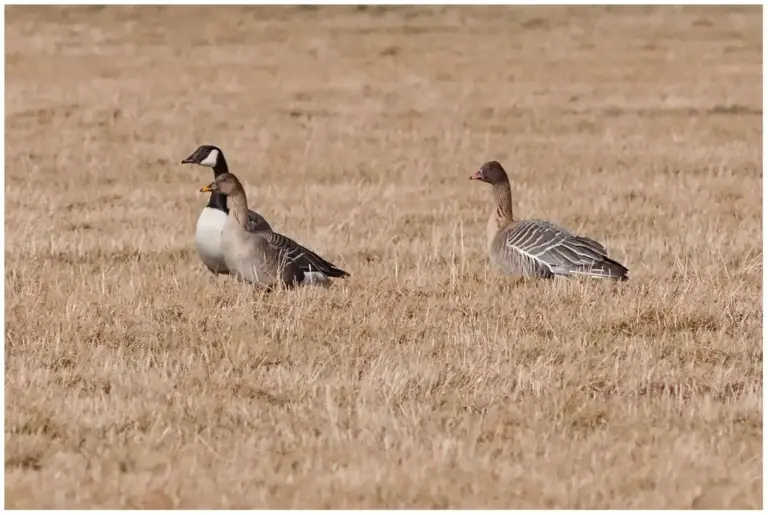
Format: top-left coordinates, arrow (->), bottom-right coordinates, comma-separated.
199,149 -> 219,168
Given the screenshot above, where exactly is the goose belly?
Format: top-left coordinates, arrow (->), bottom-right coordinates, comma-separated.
195,207 -> 229,274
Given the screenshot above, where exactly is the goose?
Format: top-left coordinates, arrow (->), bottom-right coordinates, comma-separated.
470,160 -> 629,281
182,144 -> 272,276
199,172 -> 349,287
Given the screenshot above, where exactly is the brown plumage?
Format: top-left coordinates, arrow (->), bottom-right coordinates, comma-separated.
199,173 -> 349,288
469,161 -> 629,281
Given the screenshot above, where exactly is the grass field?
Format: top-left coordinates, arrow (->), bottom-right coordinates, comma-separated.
4,5 -> 762,509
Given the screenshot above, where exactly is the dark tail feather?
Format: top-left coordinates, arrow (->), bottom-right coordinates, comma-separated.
298,249 -> 350,278
323,264 -> 350,278
596,256 -> 629,281
573,256 -> 629,281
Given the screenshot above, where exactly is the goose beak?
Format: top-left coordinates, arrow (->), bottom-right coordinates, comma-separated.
181,156 -> 195,164
469,170 -> 483,180
199,183 -> 215,193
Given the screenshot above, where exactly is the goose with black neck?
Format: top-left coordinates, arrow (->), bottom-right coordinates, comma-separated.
182,144 -> 272,275
181,145 -> 349,284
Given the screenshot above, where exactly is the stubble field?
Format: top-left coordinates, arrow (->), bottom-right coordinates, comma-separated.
4,5 -> 763,509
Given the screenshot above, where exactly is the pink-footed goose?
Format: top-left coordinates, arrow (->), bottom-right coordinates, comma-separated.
199,172 -> 349,288
470,160 -> 629,281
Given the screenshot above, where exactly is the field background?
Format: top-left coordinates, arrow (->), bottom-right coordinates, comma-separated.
4,5 -> 762,509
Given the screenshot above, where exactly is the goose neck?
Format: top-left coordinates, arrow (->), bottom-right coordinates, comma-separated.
213,157 -> 229,177
227,191 -> 249,227
492,180 -> 514,222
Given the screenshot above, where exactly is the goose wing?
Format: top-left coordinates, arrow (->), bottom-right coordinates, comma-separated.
246,210 -> 272,232
265,231 -> 349,278
495,219 -> 627,280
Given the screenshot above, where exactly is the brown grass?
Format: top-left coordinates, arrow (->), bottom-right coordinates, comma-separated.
4,5 -> 762,509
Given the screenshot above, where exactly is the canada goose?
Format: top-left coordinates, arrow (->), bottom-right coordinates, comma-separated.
199,172 -> 349,287
470,160 -> 629,281
181,144 -> 273,275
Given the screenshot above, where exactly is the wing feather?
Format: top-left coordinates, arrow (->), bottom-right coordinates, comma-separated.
246,210 -> 272,232
240,213 -> 348,279
266,232 -> 349,278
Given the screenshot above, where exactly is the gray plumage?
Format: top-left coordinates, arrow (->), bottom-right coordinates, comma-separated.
471,160 -> 629,281
246,211 -> 272,233
259,231 -> 350,280
490,219 -> 629,280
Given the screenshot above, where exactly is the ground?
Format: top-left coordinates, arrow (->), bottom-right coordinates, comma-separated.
4,5 -> 762,509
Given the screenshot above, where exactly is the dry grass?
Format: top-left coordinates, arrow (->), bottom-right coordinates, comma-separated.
4,5 -> 762,509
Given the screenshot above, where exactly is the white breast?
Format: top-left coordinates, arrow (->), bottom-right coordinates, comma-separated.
195,207 -> 229,274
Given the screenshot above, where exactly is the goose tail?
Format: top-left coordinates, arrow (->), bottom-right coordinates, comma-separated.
574,256 -> 629,281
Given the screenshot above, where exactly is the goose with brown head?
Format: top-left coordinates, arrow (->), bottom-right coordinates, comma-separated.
198,172 -> 349,288
470,160 -> 629,281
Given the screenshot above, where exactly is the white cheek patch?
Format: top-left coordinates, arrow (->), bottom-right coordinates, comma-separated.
200,149 -> 219,168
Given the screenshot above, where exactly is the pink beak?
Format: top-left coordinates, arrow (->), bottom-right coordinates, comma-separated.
469,170 -> 483,180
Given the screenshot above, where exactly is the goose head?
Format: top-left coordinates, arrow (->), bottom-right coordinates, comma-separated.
199,172 -> 243,197
470,160 -> 509,185
181,145 -> 229,175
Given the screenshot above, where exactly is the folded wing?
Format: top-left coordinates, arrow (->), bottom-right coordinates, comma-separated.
493,219 -> 628,280
246,210 -> 272,232
266,231 -> 349,278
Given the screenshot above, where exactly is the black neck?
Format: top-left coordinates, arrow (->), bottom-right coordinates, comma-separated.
212,155 -> 229,177
206,156 -> 230,212
207,192 -> 229,212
